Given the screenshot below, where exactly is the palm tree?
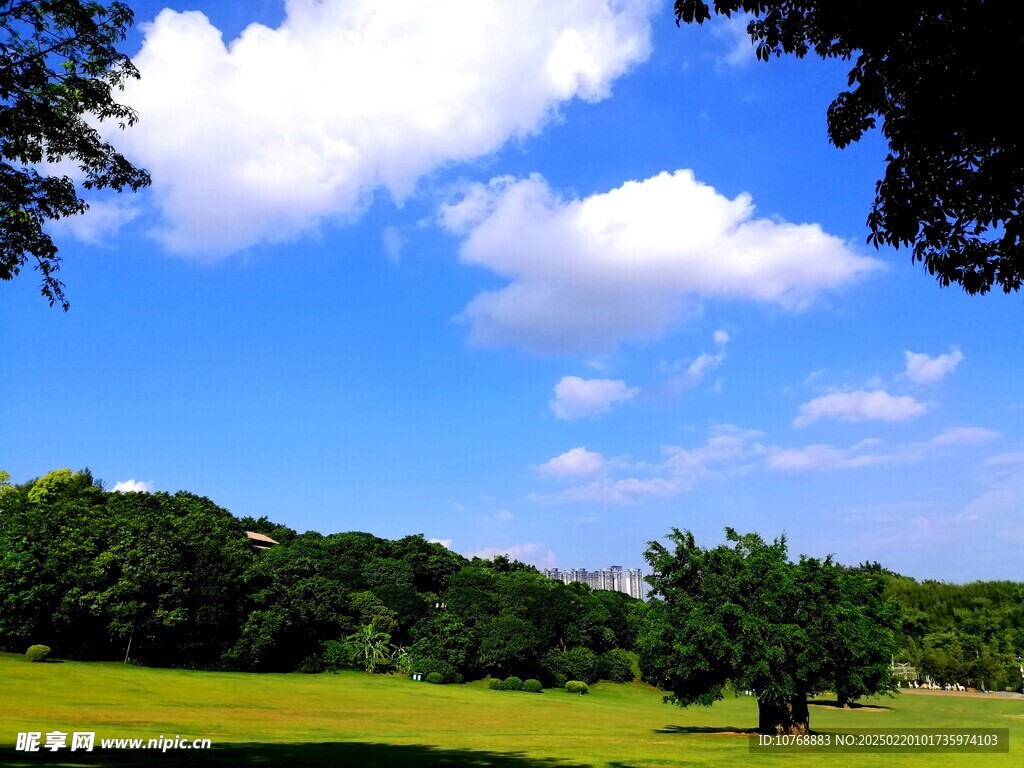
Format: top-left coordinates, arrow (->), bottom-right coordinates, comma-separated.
347,623 -> 392,673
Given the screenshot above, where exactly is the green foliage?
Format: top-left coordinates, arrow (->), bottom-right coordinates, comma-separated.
500,676 -> 523,691
541,647 -> 598,685
521,678 -> 543,693
391,645 -> 413,676
25,644 -> 51,662
0,468 -> 644,682
346,624 -> 392,673
674,1 -> 1024,295
488,677 -> 503,690
478,616 -> 541,678
597,649 -> 635,682
425,671 -> 444,684
564,680 -> 589,694
640,528 -> 897,734
320,639 -> 357,672
412,657 -> 463,684
409,611 -> 478,680
881,576 -> 1023,690
0,1 -> 151,309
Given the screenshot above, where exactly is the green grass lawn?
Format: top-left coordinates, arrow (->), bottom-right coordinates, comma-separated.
1,653 -> 1020,767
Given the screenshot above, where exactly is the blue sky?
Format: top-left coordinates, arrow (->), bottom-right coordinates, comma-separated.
3,0 -> 1022,581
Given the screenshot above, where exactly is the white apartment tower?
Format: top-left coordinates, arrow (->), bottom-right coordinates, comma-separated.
542,565 -> 646,600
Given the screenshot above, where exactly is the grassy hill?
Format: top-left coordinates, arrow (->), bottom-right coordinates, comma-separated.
2,653 -> 1021,767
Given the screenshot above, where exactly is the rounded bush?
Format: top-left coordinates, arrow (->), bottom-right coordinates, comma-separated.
26,645 -> 51,663
501,675 -> 524,691
522,678 -> 543,693
565,680 -> 589,694
488,678 -> 503,690
425,672 -> 444,684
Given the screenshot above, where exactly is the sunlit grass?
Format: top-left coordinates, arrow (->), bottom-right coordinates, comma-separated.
2,653 -> 1021,767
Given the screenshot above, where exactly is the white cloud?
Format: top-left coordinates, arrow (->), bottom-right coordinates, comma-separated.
116,1 -> 654,254
538,446 -> 607,478
793,389 -> 928,427
441,170 -> 880,352
930,427 -> 998,446
549,376 -> 638,419
903,347 -> 964,384
429,538 -> 454,549
768,427 -> 998,473
112,479 -> 153,493
766,442 -> 903,472
470,543 -> 557,569
545,476 -> 681,505
659,328 -> 730,393
494,508 -> 515,522
532,423 -> 765,505
533,424 -> 998,500
48,198 -> 141,245
710,14 -> 755,67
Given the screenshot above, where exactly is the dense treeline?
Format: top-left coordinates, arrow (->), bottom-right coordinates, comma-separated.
4,469 -> 1022,694
0,469 -> 641,685
851,563 -> 1024,691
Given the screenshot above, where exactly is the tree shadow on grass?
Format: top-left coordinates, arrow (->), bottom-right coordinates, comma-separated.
0,742 -> 592,768
655,725 -> 753,736
809,699 -> 892,711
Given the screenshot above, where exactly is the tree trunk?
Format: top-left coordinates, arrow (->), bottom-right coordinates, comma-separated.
757,695 -> 810,735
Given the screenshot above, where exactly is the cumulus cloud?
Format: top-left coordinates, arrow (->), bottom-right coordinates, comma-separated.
903,347 -> 964,384
470,543 -> 557,569
112,479 -> 153,493
532,424 -> 765,505
538,447 -> 607,478
549,376 -> 638,419
533,424 -> 998,500
441,170 -> 880,352
429,538 -> 454,549
793,389 -> 928,427
115,0 -> 654,254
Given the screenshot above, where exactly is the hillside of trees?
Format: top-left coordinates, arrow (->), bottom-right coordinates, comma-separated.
0,469 -> 641,685
2,469 -> 1022,694
879,568 -> 1024,691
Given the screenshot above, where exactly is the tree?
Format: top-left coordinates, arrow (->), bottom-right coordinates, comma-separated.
639,528 -> 897,735
1,0 -> 151,309
346,623 -> 392,673
674,1 -> 1024,295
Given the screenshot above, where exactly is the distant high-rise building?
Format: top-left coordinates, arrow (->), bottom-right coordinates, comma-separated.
542,565 -> 645,600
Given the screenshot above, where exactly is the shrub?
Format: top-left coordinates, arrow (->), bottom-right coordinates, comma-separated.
425,672 -> 444,684
597,649 -> 635,682
541,647 -> 597,685
26,645 -> 51,663
321,639 -> 357,672
565,680 -> 589,694
488,678 -> 503,690
413,657 -> 464,684
501,676 -> 523,691
522,678 -> 543,693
